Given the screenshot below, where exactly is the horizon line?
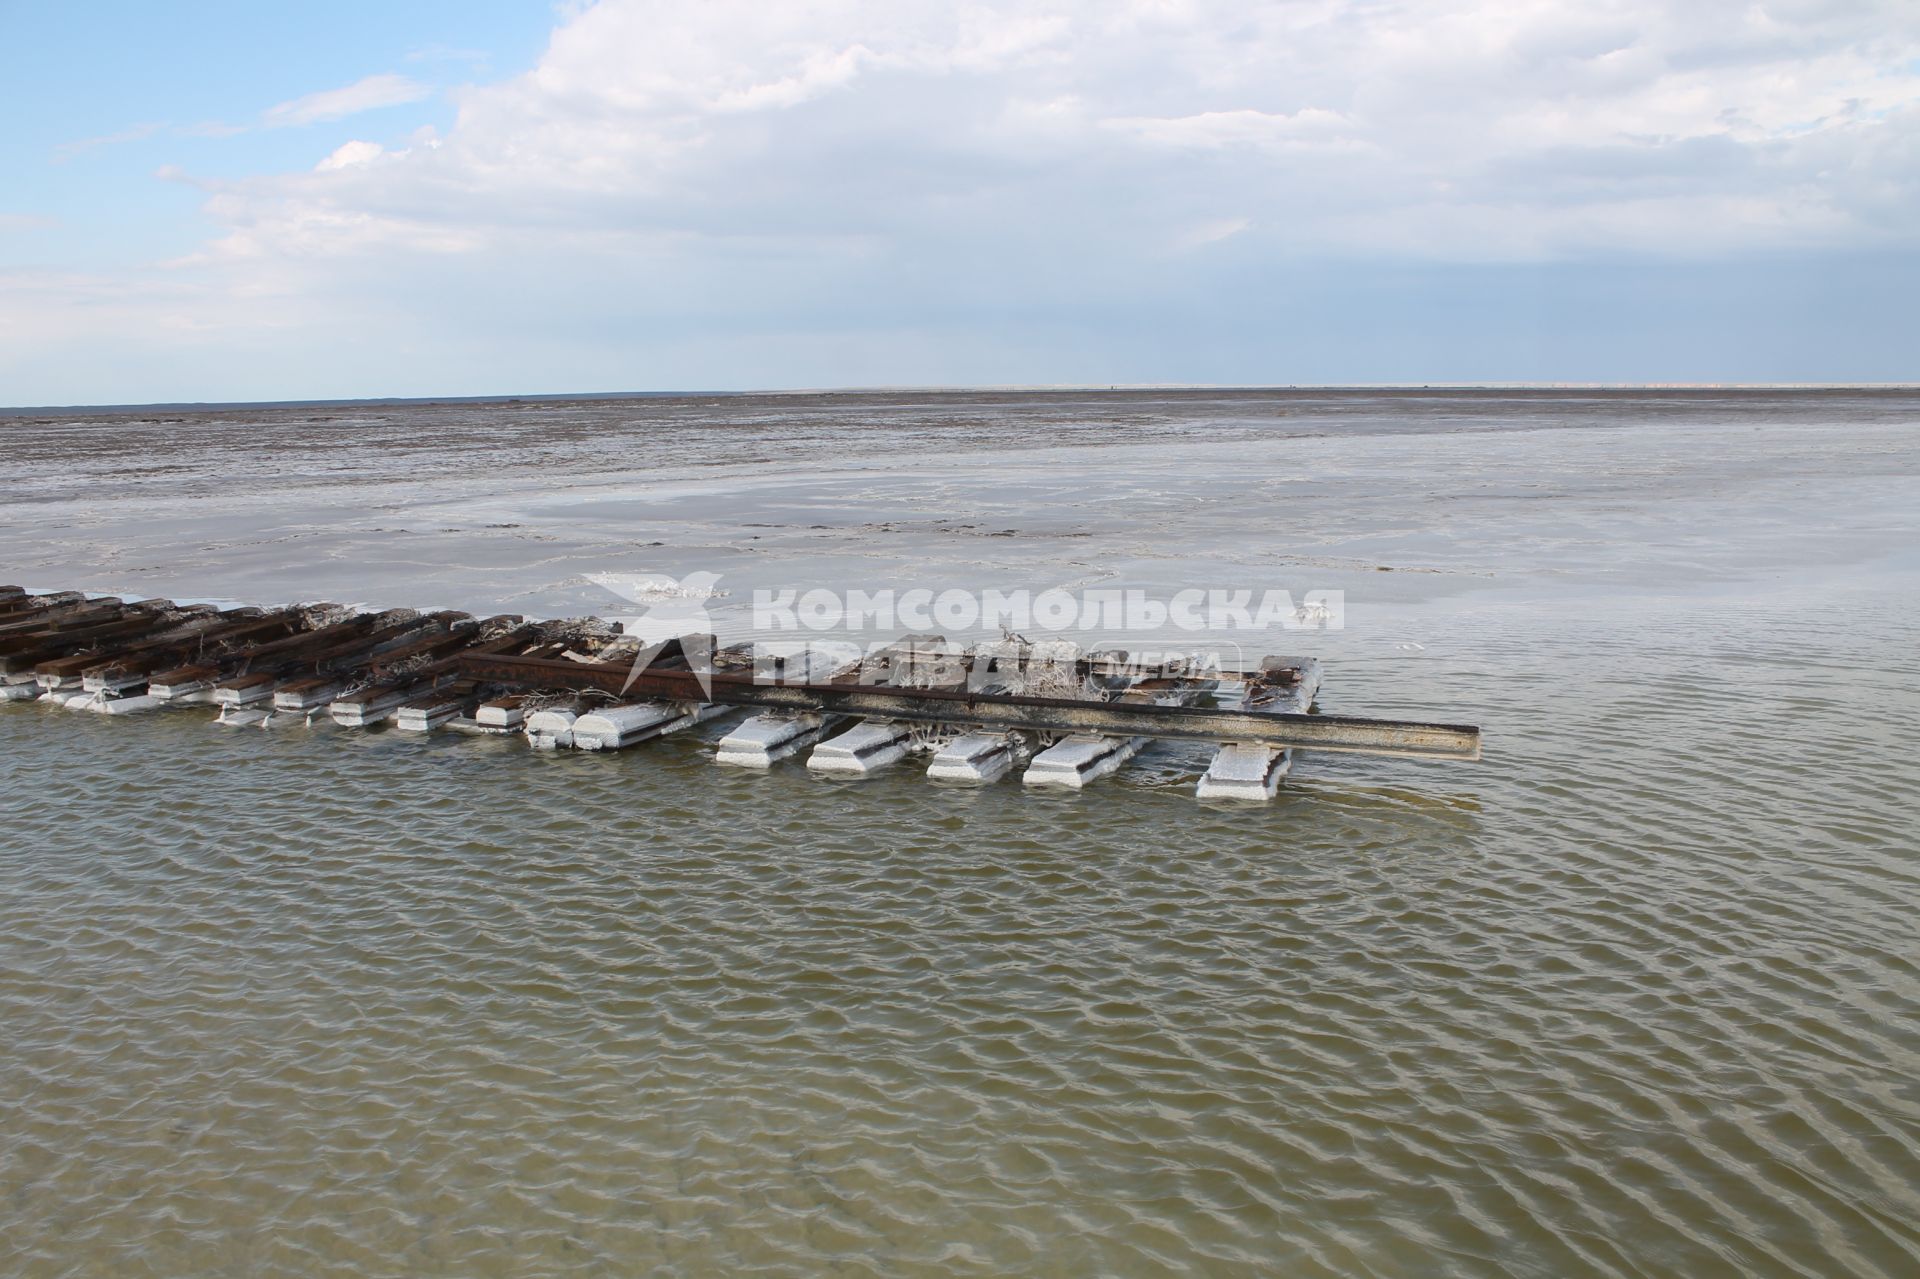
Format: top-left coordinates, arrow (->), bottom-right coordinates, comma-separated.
5,381 -> 1917,415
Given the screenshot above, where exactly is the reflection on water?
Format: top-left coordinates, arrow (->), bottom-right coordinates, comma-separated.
3,578 -> 1916,1276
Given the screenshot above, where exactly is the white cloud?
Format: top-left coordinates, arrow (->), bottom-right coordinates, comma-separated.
1173,216 -> 1252,251
187,0 -> 1919,266
53,121 -> 166,160
56,73 -> 435,158
8,0 -> 1920,399
1106,109 -> 1358,150
315,140 -> 389,172
262,73 -> 431,127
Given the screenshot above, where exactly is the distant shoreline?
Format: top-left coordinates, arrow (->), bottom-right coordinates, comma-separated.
4,382 -> 1917,417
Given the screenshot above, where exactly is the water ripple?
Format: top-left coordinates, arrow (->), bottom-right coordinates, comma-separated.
5,523 -> 1920,1273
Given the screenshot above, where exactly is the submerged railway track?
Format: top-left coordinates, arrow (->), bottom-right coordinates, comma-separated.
0,585 -> 1479,800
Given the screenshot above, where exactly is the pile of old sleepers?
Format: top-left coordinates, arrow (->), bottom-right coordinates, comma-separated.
1,585 -> 1479,800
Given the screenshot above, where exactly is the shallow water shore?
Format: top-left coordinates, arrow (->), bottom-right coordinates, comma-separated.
3,389 -> 1917,1276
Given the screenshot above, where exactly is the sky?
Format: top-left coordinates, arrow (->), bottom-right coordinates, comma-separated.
2,0 -> 1917,405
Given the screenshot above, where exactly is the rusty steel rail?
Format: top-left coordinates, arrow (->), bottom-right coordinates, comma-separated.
456,652 -> 1481,761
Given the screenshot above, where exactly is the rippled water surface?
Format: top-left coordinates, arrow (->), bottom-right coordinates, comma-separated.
3,390 -> 1918,1276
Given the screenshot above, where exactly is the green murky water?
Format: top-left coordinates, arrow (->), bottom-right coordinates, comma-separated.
2,390 -> 1917,1275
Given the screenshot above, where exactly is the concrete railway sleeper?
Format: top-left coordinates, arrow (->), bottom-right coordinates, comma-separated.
1,586 -> 1480,800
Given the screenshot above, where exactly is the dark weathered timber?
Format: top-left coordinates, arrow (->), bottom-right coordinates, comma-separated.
228,615 -> 379,665
146,662 -> 220,688
324,612 -> 469,665
411,624 -> 545,676
360,624 -> 486,676
227,611 -> 460,678
27,607 -> 222,673
1,613 -> 181,669
0,591 -> 86,617
331,672 -> 460,712
0,593 -> 47,617
79,612 -> 298,681
0,603 -> 128,637
456,652 -> 1482,761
